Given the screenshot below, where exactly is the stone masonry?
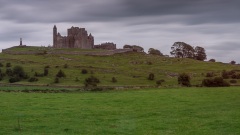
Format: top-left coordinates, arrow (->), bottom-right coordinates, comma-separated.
53,25 -> 94,49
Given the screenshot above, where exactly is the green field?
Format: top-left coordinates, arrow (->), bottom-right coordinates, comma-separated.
0,87 -> 240,134
1,46 -> 240,87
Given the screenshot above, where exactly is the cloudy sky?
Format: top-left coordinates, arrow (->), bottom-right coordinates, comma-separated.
0,0 -> 240,62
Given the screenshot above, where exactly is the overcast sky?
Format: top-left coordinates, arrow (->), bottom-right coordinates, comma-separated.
0,0 -> 240,62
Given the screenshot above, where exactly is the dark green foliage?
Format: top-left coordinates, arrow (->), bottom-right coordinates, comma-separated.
222,70 -> 229,79
44,68 -> 49,76
81,69 -> 88,74
6,63 -> 11,67
35,72 -> 44,77
111,77 -> 117,83
56,70 -> 66,78
28,77 -> 39,82
13,65 -> 26,78
230,80 -> 237,84
194,46 -> 207,61
45,65 -> 50,68
0,63 -> 3,67
84,76 -> 100,87
148,48 -> 163,56
209,59 -> 216,62
9,77 -> 20,83
54,77 -> 59,83
156,79 -> 165,86
6,68 -> 13,76
202,77 -> 230,87
64,64 -> 68,68
75,77 -> 79,82
206,72 -> 214,77
148,73 -> 155,80
178,73 -> 191,87
230,61 -> 236,65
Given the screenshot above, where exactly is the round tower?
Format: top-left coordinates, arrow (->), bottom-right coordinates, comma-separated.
53,25 -> 57,47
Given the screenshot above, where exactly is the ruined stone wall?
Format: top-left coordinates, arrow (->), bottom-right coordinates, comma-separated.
94,42 -> 116,50
53,26 -> 94,49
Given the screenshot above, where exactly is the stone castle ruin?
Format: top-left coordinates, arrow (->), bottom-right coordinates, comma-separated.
53,25 -> 94,49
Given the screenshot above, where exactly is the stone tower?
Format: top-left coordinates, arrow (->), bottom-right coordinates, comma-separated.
53,25 -> 57,47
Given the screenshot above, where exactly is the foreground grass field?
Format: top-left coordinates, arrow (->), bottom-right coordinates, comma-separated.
0,87 -> 240,134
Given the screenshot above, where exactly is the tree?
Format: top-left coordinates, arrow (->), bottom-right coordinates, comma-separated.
148,48 -> 163,56
84,76 -> 100,87
230,61 -> 236,65
170,42 -> 195,58
44,68 -> 49,76
111,77 -> 117,83
13,65 -> 26,78
178,73 -> 191,87
194,46 -> 207,61
148,73 -> 155,80
209,59 -> 216,62
56,70 -> 66,78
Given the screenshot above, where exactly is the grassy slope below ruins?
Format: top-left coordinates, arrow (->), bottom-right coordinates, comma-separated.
0,46 -> 240,87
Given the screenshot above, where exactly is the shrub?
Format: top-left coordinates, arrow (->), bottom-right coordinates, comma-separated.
64,64 -> 68,68
202,77 -> 230,87
6,68 -> 13,76
13,65 -> 26,78
230,79 -> 237,84
75,77 -> 79,82
209,59 -> 216,62
206,72 -> 214,77
82,69 -> 88,74
44,68 -> 49,76
84,76 -> 100,87
54,77 -> 59,83
178,73 -> 191,87
56,70 -> 66,78
45,65 -> 50,68
28,77 -> 39,82
0,63 -> 3,67
156,79 -> 165,86
6,63 -> 11,67
222,70 -> 229,79
9,77 -> 20,83
112,77 -> 117,83
148,73 -> 155,80
35,72 -> 44,77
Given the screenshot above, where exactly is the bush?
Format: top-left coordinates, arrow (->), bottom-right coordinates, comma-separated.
206,72 -> 214,77
148,73 -> 154,80
28,77 -> 39,82
6,68 -> 13,76
13,65 -> 26,78
35,72 -> 44,77
56,70 -> 66,78
178,73 -> 191,87
9,77 -> 20,83
82,69 -> 88,74
156,79 -> 165,86
112,77 -> 117,83
6,63 -> 11,67
230,79 -> 237,84
54,77 -> 60,83
64,64 -> 68,68
44,68 -> 49,76
84,76 -> 100,87
202,77 -> 230,87
222,70 -> 229,79
0,63 -> 3,67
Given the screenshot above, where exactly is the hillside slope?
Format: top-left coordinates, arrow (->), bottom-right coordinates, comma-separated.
0,46 -> 239,87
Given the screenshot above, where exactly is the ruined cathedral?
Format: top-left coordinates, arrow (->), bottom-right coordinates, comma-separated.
53,25 -> 94,49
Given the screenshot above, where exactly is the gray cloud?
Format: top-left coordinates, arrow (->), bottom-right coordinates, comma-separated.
0,0 -> 240,62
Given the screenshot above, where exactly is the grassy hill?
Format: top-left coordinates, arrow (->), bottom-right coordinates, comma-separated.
0,46 -> 240,87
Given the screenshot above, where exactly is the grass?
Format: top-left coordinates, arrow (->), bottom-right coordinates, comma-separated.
1,46 -> 240,87
0,87 -> 240,134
